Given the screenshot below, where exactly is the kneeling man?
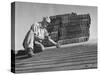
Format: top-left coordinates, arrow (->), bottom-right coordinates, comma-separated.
23,17 -> 60,57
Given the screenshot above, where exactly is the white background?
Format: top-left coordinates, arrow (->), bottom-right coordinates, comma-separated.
0,0 -> 100,75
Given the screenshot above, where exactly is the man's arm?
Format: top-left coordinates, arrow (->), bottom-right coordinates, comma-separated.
44,29 -> 50,39
44,29 -> 60,48
44,29 -> 57,45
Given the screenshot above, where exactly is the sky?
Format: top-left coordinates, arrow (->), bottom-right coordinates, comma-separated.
13,2 -> 97,50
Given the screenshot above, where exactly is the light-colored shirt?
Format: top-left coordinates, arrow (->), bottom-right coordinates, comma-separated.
23,22 -> 49,49
32,22 -> 49,39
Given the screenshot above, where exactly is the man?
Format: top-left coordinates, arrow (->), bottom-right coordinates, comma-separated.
23,17 -> 60,57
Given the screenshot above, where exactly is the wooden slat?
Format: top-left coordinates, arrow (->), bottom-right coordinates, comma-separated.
13,44 -> 97,73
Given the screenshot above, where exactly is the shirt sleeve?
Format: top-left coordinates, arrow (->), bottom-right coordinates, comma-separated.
27,30 -> 34,49
33,22 -> 40,36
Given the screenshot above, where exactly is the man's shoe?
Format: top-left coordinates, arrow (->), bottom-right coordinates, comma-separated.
28,50 -> 35,57
27,48 -> 35,57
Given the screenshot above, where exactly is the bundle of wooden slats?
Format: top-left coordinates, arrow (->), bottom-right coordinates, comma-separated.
42,12 -> 91,46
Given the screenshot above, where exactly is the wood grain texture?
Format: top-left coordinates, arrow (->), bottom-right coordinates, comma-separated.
13,43 -> 97,73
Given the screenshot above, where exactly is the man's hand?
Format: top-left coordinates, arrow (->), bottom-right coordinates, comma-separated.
56,42 -> 60,48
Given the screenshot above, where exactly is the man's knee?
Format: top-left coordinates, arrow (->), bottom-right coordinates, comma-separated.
35,41 -> 45,51
34,43 -> 44,53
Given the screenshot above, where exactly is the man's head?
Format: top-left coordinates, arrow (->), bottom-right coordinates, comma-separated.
43,17 -> 51,23
42,17 -> 51,28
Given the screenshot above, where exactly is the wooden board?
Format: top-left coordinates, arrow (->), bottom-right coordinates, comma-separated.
12,43 -> 97,73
